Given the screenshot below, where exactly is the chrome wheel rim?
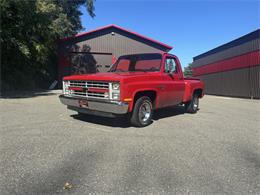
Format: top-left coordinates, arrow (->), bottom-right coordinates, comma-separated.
138,101 -> 151,123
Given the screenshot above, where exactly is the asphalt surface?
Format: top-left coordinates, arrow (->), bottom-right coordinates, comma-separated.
0,91 -> 259,194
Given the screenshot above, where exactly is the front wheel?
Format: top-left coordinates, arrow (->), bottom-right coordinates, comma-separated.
130,96 -> 153,127
185,94 -> 199,114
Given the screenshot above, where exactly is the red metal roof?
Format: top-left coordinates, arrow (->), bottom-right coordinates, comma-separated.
59,24 -> 173,50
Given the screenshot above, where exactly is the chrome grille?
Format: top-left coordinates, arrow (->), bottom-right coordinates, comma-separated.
69,81 -> 85,88
68,81 -> 109,99
86,81 -> 109,89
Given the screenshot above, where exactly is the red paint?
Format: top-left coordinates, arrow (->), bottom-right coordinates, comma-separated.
59,54 -> 70,68
59,24 -> 173,50
68,87 -> 83,91
193,50 -> 260,76
63,53 -> 204,112
58,54 -> 70,82
87,88 -> 109,93
112,55 -> 117,64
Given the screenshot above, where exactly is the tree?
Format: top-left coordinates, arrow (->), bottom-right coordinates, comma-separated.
0,0 -> 95,91
183,63 -> 193,77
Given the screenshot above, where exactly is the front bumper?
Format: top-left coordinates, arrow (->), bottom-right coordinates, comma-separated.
59,95 -> 129,116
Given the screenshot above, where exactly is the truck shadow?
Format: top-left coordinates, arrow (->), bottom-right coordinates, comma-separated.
153,105 -> 186,120
71,105 -> 186,128
71,114 -> 131,128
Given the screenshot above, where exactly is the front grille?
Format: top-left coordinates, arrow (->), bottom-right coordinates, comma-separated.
68,81 -> 109,99
69,81 -> 85,88
86,81 -> 109,89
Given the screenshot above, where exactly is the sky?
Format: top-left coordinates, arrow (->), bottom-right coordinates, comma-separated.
79,0 -> 260,67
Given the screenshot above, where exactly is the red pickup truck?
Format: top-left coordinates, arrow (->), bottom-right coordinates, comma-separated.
59,53 -> 204,127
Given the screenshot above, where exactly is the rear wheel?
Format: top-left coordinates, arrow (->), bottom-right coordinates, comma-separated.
130,96 -> 153,127
185,93 -> 199,114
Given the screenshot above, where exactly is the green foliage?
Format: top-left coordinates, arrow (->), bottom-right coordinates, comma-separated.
183,63 -> 193,77
0,0 -> 95,90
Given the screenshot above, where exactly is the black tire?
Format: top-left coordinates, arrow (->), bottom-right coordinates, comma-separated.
185,93 -> 199,114
130,96 -> 153,127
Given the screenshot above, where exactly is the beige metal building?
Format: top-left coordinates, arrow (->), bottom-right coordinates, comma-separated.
58,24 -> 172,84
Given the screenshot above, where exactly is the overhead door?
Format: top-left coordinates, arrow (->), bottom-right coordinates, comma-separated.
70,52 -> 112,75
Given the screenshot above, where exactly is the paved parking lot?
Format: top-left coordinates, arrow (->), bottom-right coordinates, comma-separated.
0,91 -> 259,194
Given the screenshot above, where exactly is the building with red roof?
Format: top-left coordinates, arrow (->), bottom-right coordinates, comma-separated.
58,24 -> 172,84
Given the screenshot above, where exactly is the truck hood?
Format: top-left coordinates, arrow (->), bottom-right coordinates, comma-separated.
63,72 -> 158,82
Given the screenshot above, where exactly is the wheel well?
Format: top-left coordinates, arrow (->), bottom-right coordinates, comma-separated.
194,88 -> 203,98
134,91 -> 157,106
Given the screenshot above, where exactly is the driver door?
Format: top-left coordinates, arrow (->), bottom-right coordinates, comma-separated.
161,56 -> 185,107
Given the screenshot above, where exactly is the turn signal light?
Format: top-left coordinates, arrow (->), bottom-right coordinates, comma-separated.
123,98 -> 132,102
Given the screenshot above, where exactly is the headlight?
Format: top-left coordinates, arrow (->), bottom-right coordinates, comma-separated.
110,82 -> 120,100
63,81 -> 70,95
112,83 -> 120,90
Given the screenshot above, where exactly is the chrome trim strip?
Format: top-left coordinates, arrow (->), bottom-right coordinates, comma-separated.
59,95 -> 128,114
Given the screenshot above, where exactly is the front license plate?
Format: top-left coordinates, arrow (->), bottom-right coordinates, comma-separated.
79,99 -> 88,108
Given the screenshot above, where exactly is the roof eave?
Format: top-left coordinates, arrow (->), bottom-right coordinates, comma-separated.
58,24 -> 173,50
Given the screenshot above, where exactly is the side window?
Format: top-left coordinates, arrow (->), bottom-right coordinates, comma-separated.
165,58 -> 178,73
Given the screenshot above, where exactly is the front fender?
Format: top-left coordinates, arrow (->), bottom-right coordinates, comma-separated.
124,87 -> 159,112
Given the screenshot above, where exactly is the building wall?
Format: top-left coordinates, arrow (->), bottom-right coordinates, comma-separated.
197,66 -> 260,98
192,29 -> 260,99
58,27 -> 169,83
192,38 -> 260,68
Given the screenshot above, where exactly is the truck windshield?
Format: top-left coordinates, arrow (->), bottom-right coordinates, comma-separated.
110,53 -> 162,72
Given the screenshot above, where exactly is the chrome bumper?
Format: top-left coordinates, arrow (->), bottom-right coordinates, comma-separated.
59,95 -> 129,115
